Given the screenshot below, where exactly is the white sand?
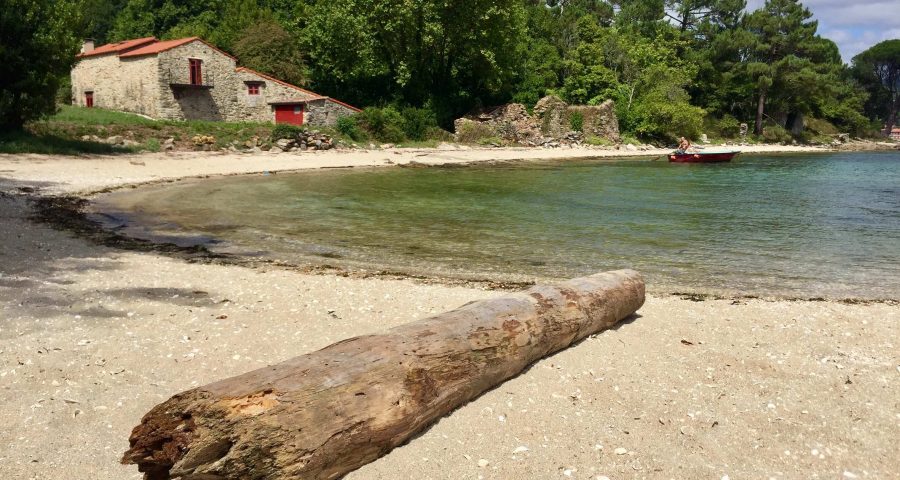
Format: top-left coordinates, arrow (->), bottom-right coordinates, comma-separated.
0,146 -> 897,479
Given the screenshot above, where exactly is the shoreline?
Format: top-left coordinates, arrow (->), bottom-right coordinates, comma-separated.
1,146 -> 898,479
0,145 -> 900,305
0,143 -> 843,196
3,144 -> 897,302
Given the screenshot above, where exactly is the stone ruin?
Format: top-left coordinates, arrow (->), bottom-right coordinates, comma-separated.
453,95 -> 620,147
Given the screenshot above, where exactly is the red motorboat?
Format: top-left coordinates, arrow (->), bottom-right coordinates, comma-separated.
668,150 -> 740,163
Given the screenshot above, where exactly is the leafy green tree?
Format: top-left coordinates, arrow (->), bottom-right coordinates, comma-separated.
744,0 -> 838,135
0,0 -> 83,129
852,39 -> 900,135
232,15 -> 307,86
304,0 -> 527,124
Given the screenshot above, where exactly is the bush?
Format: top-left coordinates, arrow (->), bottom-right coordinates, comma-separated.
585,135 -> 613,146
271,123 -> 303,141
400,107 -> 438,141
336,115 -> 365,141
805,117 -> 839,135
761,125 -> 792,144
454,121 -> 496,144
569,111 -> 584,132
357,107 -> 405,143
718,115 -> 742,138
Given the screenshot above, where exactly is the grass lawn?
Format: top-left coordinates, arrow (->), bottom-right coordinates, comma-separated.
1,106 -> 278,155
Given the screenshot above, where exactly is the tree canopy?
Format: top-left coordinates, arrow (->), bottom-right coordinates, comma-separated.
853,40 -> 900,134
4,0 -> 895,140
0,0 -> 83,129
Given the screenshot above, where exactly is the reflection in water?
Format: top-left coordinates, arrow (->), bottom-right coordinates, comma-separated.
98,152 -> 900,299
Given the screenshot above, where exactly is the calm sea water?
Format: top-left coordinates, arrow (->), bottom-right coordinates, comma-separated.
100,152 -> 900,298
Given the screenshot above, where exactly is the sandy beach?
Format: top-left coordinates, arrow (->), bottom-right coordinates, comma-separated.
1,146 -> 897,480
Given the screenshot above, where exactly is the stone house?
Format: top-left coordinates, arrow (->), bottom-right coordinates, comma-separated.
71,37 -> 359,126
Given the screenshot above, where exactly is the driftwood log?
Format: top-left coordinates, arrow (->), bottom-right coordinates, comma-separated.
122,269 -> 645,480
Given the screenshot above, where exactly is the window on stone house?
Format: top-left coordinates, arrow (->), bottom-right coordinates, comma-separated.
247,83 -> 260,95
189,59 -> 202,85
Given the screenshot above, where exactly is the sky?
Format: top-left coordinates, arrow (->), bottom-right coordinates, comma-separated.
745,0 -> 900,63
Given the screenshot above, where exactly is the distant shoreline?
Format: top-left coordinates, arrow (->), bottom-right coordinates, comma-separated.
0,142 -> 871,196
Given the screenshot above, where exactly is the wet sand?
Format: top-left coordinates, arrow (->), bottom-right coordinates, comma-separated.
0,147 -> 897,479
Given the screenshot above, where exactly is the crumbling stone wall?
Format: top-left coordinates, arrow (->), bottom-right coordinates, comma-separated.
454,95 -> 620,145
569,101 -> 620,142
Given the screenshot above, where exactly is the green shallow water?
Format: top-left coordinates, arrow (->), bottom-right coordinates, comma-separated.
99,152 -> 900,299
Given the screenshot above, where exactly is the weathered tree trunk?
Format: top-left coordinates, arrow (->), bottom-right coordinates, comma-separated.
755,90 -> 767,135
122,270 -> 645,480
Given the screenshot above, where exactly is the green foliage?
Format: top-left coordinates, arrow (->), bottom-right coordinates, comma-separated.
0,0 -> 83,129
357,107 -> 405,143
400,107 -> 438,141
50,105 -> 158,125
0,130 -> 125,155
804,117 -> 838,135
761,124 -> 792,143
336,115 -> 365,142
144,138 -> 161,152
852,39 -> 900,133
304,0 -> 527,124
584,135 -> 613,146
454,122 -> 496,144
270,123 -> 303,141
569,111 -> 584,132
718,114 -> 742,137
232,15 -> 307,87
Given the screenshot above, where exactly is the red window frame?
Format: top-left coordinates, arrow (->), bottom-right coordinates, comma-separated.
85,91 -> 94,108
189,59 -> 202,85
247,83 -> 260,95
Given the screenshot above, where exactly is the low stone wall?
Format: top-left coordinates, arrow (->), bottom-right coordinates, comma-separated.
454,95 -> 620,146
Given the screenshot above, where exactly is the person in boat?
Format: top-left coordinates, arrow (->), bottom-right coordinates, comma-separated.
677,136 -> 693,153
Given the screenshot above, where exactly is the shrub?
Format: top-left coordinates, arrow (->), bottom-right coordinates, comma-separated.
455,121 -> 496,144
569,111 -> 584,132
357,107 -> 405,143
336,115 -> 365,141
271,123 -> 303,141
585,135 -> 612,146
805,117 -> 839,135
718,115 -> 742,138
761,125 -> 792,144
400,107 -> 438,141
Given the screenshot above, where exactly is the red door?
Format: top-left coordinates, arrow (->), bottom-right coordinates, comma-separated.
85,92 -> 94,108
274,104 -> 304,126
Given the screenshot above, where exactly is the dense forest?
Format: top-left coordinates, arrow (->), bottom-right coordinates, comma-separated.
3,0 -> 899,142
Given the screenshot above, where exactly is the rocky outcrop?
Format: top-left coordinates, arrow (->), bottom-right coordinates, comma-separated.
454,96 -> 620,146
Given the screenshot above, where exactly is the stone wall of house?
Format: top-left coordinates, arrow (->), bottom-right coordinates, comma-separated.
73,39 -> 357,125
71,54 -> 161,117
306,99 -> 358,126
156,41 -> 239,121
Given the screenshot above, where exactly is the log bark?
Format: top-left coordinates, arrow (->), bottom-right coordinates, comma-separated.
122,270 -> 645,480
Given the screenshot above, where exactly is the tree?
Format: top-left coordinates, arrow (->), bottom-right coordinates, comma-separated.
232,16 -> 307,87
0,0 -> 83,129
743,0 -> 845,135
852,39 -> 900,135
304,0 -> 527,124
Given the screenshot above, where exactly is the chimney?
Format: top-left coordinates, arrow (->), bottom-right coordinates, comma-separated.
81,39 -> 95,54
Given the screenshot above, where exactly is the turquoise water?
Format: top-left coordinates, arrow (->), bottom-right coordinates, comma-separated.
102,152 -> 900,298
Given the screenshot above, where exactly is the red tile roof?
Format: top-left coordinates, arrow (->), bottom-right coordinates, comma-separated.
237,67 -> 361,112
77,37 -> 157,58
118,37 -> 237,59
